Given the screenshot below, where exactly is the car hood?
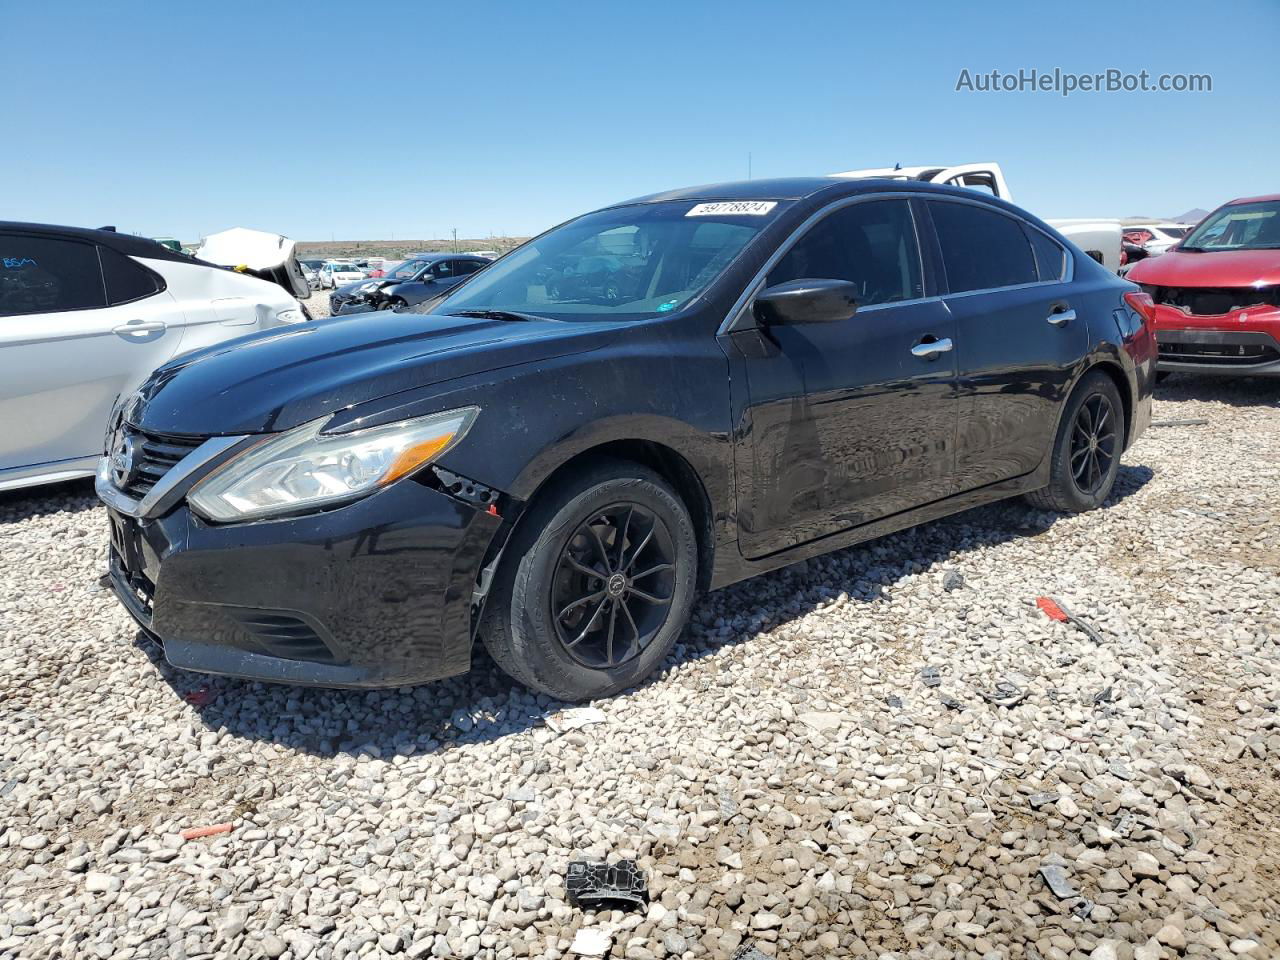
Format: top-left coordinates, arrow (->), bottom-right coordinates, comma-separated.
129,312 -> 621,436
1128,248 -> 1280,287
334,279 -> 376,295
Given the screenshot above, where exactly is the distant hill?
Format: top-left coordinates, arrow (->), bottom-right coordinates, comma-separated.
1174,208 -> 1209,224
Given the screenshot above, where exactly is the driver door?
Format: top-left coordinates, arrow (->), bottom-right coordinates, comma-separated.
722,198 -> 960,558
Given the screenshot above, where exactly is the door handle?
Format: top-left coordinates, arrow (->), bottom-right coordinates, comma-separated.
113,320 -> 167,335
1048,306 -> 1076,327
911,337 -> 953,358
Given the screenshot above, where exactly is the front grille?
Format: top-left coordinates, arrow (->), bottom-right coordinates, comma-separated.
1158,340 -> 1280,366
121,428 -> 205,499
225,609 -> 340,663
1141,284 -> 1279,316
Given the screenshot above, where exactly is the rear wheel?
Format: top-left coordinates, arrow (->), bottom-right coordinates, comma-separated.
1024,370 -> 1124,513
481,459 -> 697,701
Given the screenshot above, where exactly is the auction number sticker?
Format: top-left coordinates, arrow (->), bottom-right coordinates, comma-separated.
685,201 -> 777,217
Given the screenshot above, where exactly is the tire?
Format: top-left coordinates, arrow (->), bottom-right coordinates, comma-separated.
382,298 -> 407,312
481,458 -> 697,701
1155,370 -> 1171,384
1024,370 -> 1125,513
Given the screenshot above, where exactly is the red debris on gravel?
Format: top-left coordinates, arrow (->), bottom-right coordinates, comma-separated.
180,823 -> 233,841
1036,596 -> 1070,622
183,688 -> 217,707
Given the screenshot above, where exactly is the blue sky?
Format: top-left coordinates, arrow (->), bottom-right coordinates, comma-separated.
3,0 -> 1276,241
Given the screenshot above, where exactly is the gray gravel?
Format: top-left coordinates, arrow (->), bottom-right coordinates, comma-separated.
2,375 -> 1278,960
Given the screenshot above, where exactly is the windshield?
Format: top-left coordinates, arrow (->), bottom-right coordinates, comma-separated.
387,259 -> 428,280
1182,200 -> 1280,251
432,200 -> 780,320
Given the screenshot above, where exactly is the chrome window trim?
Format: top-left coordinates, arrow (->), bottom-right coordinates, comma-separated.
719,192 -> 931,335
96,434 -> 253,519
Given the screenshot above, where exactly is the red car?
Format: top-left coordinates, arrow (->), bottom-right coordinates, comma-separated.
1128,194 -> 1280,378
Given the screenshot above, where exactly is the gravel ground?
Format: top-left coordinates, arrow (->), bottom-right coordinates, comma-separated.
303,290 -> 333,319
2,376 -> 1278,960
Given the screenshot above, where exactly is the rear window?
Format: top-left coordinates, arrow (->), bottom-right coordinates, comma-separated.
1026,226 -> 1067,282
0,234 -> 107,317
930,201 -> 1038,293
99,246 -> 162,305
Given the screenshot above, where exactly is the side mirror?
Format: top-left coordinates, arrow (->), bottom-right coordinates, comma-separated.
754,278 -> 859,326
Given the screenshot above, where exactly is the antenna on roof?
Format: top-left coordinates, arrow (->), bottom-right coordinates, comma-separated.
893,163 -> 901,171
98,225 -> 117,232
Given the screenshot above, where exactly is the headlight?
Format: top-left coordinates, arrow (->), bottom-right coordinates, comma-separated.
188,407 -> 479,522
275,308 -> 305,324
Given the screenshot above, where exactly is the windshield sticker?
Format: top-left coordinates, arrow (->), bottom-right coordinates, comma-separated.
3,257 -> 38,269
686,201 -> 777,217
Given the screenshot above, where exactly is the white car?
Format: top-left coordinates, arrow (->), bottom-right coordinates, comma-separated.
320,262 -> 366,289
1123,222 -> 1193,257
0,222 -> 309,492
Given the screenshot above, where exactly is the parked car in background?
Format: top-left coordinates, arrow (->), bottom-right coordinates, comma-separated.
320,261 -> 365,289
97,176 -> 1153,701
367,260 -> 400,279
0,222 -> 307,491
331,254 -> 489,314
301,264 -> 321,290
1128,194 -> 1280,378
832,161 -> 1125,272
1124,222 -> 1193,258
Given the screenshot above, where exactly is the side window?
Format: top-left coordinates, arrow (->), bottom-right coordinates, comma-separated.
454,260 -> 483,276
99,246 -> 162,305
930,201 -> 1038,293
768,199 -> 923,306
0,234 -> 107,317
431,260 -> 455,279
1026,226 -> 1067,282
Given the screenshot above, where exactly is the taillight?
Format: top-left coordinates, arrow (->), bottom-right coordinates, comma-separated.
1123,291 -> 1157,324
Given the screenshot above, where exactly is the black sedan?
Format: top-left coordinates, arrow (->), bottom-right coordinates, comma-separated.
329,254 -> 490,315
98,177 -> 1156,701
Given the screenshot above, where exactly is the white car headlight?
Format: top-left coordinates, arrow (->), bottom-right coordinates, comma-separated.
275,307 -> 306,324
188,407 -> 479,522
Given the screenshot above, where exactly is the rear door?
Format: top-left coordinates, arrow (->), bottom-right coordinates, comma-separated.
923,198 -> 1087,490
0,233 -> 183,475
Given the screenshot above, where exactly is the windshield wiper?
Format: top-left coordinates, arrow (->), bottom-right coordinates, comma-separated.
451,309 -> 551,323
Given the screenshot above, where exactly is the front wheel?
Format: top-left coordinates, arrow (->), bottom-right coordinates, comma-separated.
381,297 -> 407,312
481,459 -> 697,701
1024,370 -> 1124,513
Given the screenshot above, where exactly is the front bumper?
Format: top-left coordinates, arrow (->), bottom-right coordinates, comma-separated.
1155,328 -> 1280,377
103,479 -> 504,688
335,301 -> 379,316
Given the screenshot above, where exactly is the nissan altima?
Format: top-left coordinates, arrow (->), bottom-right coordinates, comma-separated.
97,177 -> 1156,701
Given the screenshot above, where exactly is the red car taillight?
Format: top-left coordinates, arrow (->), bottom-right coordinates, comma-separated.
1123,291 -> 1157,324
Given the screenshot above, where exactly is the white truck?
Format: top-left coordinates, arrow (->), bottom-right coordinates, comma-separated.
830,162 -> 1123,273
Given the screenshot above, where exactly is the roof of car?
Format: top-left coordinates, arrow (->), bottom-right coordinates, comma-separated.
406,252 -> 488,261
0,221 -> 194,263
619,176 -> 1004,206
1227,193 -> 1280,206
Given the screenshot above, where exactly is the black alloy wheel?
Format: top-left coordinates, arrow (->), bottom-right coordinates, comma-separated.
551,503 -> 675,668
1023,369 -> 1125,513
1069,393 -> 1117,495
